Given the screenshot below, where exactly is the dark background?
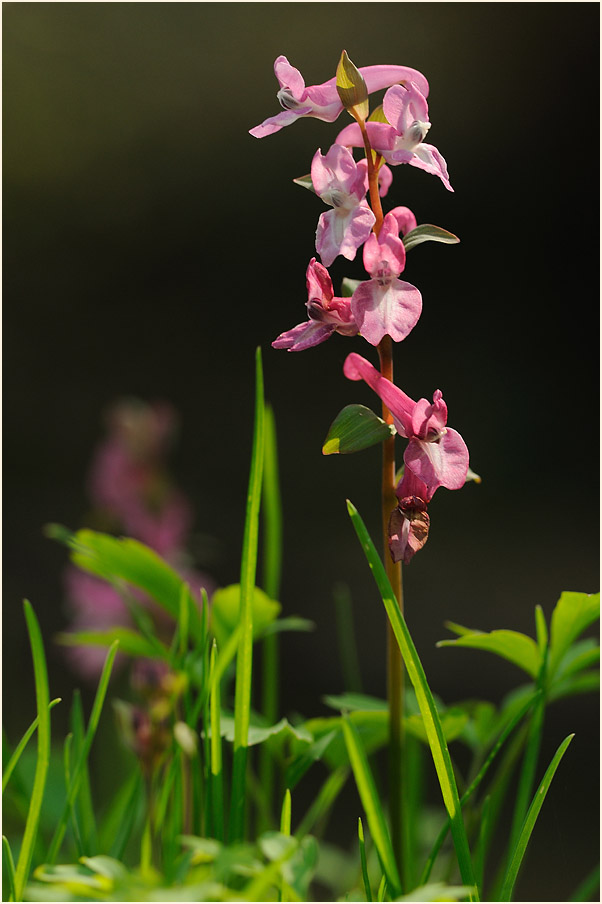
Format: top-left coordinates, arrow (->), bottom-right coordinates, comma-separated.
3,3 -> 599,899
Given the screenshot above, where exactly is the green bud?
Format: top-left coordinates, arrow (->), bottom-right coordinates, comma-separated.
336,50 -> 369,121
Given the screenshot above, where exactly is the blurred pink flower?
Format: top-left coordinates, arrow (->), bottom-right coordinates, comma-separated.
250,55 -> 429,138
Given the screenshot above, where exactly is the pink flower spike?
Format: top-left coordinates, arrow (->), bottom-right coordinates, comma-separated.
343,352 -> 416,436
389,206 -> 417,236
250,56 -> 429,138
273,258 -> 358,352
312,146 -> 375,267
350,212 -> 422,346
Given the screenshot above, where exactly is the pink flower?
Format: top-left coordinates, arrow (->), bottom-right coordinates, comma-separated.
273,258 -> 357,352
350,212 -> 422,346
343,352 -> 469,495
312,146 -> 375,267
250,55 -> 429,138
336,82 -> 452,192
388,468 -> 431,564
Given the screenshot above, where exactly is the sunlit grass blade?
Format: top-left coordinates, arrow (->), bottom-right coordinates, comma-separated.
209,640 -> 224,842
230,347 -> 266,843
46,640 -> 119,864
70,690 -> 98,854
2,699 -> 61,794
260,403 -> 283,830
347,500 -> 478,900
342,716 -> 401,897
358,817 -> 373,901
3,834 -> 16,902
499,733 -> 574,901
280,789 -> 292,902
420,691 -> 540,884
14,600 -> 52,902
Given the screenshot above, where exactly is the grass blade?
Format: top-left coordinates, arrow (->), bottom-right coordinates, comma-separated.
570,864 -> 600,902
2,699 -> 61,794
46,640 -> 119,864
209,640 -> 224,842
70,690 -> 98,853
342,716 -> 401,897
14,601 -> 52,902
3,834 -> 17,902
295,766 -> 349,840
229,347 -> 266,842
358,817 -> 373,901
347,501 -> 478,900
499,733 -> 574,900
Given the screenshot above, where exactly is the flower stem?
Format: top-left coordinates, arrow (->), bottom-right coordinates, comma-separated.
358,120 -> 384,236
378,335 -> 407,887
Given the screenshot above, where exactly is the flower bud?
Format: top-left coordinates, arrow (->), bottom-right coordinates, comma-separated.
336,51 -> 369,122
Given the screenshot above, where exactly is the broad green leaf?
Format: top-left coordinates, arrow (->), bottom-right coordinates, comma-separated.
78,856 -> 129,881
499,734 -> 574,900
285,730 -> 338,791
50,526 -> 204,643
406,708 -> 469,745
292,173 -> 315,193
219,715 -> 312,748
211,584 -> 280,651
342,718 -> 401,896
552,637 -> 599,680
548,670 -> 599,701
323,405 -> 395,455
549,591 -> 600,678
402,224 -> 460,252
56,627 -> 169,660
323,693 -> 387,713
437,629 -> 541,679
398,884 -> 476,902
341,277 -> 362,297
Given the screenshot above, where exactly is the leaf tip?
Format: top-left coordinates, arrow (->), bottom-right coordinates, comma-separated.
322,438 -> 340,455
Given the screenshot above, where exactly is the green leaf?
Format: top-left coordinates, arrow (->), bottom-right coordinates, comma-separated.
211,584 -> 280,651
323,693 -> 387,713
398,883 -> 476,902
292,173 -> 315,193
549,591 -> 600,679
56,627 -> 169,660
3,835 -> 16,902
14,601 -> 52,902
341,277 -> 362,297
342,717 -> 401,897
52,527 -> 204,644
323,405 -> 395,455
260,616 -> 314,638
402,224 -> 460,252
219,715 -> 312,748
499,734 -> 574,900
437,629 -> 541,679
347,500 -> 478,898
548,670 -> 599,701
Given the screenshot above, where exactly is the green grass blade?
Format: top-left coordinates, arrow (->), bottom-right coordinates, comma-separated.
14,600 -> 52,902
2,699 -> 61,794
280,789 -> 291,835
209,641 -> 224,842
342,716 -> 401,897
295,766 -> 349,840
358,817 -> 373,901
499,733 -> 574,900
46,640 -> 119,864
70,690 -> 98,854
229,347 -> 266,843
63,732 -> 84,856
3,835 -> 17,902
260,403 -> 283,830
474,795 -> 491,892
420,691 -> 540,885
347,501 -> 478,900
570,864 -> 600,902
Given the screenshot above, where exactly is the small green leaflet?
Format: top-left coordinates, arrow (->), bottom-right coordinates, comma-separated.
323,405 -> 395,455
403,224 -> 460,252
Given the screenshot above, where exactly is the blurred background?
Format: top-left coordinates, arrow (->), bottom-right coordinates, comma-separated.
3,4 -> 599,899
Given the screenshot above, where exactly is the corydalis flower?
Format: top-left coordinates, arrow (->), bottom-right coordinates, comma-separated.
273,258 -> 357,351
312,145 -> 375,267
350,212 -> 422,346
343,352 -> 469,495
250,55 -> 430,138
388,468 -> 431,564
336,82 -> 452,192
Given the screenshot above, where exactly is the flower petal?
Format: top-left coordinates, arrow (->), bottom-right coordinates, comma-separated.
274,55 -> 306,96
388,506 -> 430,564
272,320 -> 336,352
316,205 -> 375,267
249,108 -> 312,138
388,205 -> 417,236
409,143 -> 453,192
404,427 -> 469,493
351,278 -> 422,346
343,352 -> 415,436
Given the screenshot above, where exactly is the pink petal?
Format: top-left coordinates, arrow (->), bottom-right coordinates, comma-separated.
272,320 -> 336,351
306,257 -> 334,305
361,64 -> 429,99
383,83 -> 429,136
311,145 -> 359,198
404,427 -> 469,494
388,506 -> 430,564
249,108 -> 311,138
316,205 -> 375,268
389,206 -> 417,236
351,278 -> 422,346
408,144 -> 453,192
274,55 -> 306,97
335,121 -> 397,152
411,391 -> 448,440
378,165 -> 393,197
343,352 -> 416,436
